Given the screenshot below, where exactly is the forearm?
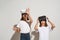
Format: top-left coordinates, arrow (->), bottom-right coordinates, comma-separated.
25,8 -> 33,23
28,14 -> 33,23
34,20 -> 39,30
48,19 -> 55,30
13,26 -> 20,32
34,24 -> 38,30
48,19 -> 55,26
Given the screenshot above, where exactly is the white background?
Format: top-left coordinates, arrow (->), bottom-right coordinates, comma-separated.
0,0 -> 60,40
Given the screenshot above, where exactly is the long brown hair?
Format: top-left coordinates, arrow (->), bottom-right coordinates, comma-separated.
39,20 -> 48,27
21,13 -> 29,20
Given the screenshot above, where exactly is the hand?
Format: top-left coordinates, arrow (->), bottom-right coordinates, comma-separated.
46,16 -> 50,22
13,24 -> 17,31
25,8 -> 30,15
13,26 -> 17,31
46,16 -> 49,19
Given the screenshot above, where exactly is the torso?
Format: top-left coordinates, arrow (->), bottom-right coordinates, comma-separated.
38,26 -> 50,40
17,20 -> 30,33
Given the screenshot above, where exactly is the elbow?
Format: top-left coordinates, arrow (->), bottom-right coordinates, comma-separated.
53,25 -> 55,29
53,25 -> 55,28
51,25 -> 55,30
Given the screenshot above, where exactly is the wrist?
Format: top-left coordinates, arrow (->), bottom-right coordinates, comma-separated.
47,18 -> 50,22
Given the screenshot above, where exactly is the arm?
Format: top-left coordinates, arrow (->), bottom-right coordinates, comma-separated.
28,14 -> 33,24
26,8 -> 33,25
13,24 -> 20,32
47,17 -> 55,30
34,19 -> 39,30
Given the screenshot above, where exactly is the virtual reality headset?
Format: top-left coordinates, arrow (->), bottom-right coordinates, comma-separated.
38,15 -> 47,22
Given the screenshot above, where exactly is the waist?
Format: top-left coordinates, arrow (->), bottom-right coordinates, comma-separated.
21,33 -> 30,35
20,29 -> 30,33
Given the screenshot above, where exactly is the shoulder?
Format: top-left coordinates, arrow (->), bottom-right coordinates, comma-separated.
38,27 -> 41,30
47,26 -> 51,28
19,20 -> 25,23
17,20 -> 24,25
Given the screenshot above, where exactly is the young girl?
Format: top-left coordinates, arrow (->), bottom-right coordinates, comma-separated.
34,16 -> 55,40
13,8 -> 33,40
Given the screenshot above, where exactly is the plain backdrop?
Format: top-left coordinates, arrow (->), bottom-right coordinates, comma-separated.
0,0 -> 60,40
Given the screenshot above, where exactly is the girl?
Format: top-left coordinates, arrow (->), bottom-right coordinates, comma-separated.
13,8 -> 33,40
34,16 -> 55,40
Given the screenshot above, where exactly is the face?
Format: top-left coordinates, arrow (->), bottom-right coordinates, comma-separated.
22,14 -> 28,20
41,21 -> 45,26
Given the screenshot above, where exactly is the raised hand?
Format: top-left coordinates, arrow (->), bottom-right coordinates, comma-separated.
25,8 -> 30,15
46,16 -> 55,30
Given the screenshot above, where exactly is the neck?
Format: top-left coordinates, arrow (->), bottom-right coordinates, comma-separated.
41,24 -> 45,27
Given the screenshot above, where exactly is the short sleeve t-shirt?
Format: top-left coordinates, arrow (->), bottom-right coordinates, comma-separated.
38,26 -> 51,40
17,20 -> 30,33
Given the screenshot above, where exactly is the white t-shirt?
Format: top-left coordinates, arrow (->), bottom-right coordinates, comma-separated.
38,26 -> 51,40
17,20 -> 30,33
